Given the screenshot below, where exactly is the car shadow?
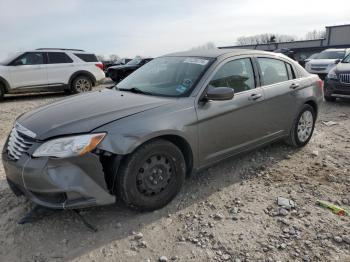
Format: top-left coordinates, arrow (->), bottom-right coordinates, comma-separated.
3,92 -> 67,102
0,141 -> 299,261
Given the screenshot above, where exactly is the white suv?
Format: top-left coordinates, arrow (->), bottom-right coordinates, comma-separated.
0,48 -> 105,100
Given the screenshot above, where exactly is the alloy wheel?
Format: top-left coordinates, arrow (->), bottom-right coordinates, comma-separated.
75,78 -> 91,93
297,110 -> 314,142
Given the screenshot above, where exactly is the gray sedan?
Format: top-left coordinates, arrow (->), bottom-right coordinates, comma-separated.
2,49 -> 322,211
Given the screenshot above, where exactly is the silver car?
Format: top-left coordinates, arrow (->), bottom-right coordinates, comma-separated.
2,49 -> 322,211
305,48 -> 350,79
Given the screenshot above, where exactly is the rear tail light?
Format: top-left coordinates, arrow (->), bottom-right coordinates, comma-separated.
95,63 -> 104,71
317,79 -> 323,89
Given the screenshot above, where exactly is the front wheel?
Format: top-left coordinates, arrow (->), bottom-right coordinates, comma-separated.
286,104 -> 316,147
117,139 -> 186,211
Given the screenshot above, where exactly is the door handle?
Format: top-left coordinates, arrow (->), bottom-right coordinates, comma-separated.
290,83 -> 300,89
249,93 -> 262,101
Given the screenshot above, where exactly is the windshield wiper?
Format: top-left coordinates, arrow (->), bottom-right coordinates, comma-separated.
117,87 -> 154,95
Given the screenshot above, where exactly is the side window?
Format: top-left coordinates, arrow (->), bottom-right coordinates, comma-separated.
209,58 -> 255,94
285,63 -> 296,80
13,52 -> 44,65
258,58 -> 289,86
48,52 -> 73,64
74,53 -> 98,62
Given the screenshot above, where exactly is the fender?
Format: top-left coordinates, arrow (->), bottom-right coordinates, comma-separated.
0,76 -> 11,92
98,129 -> 198,170
68,70 -> 97,87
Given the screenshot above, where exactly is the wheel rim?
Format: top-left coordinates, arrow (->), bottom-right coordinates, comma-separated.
297,110 -> 313,142
136,155 -> 173,196
75,79 -> 91,92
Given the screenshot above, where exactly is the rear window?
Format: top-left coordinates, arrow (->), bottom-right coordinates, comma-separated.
47,52 -> 73,64
74,53 -> 98,62
258,58 -> 289,85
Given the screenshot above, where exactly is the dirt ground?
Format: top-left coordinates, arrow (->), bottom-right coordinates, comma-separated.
0,87 -> 349,262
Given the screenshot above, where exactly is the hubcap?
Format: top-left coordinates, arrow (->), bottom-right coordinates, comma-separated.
297,110 -> 313,142
136,155 -> 173,196
75,79 -> 91,92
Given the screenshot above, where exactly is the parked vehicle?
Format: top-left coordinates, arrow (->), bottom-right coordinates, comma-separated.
299,53 -> 319,68
305,48 -> 350,79
2,49 -> 322,211
0,48 -> 105,100
103,58 -> 132,71
304,53 -> 319,63
273,48 -> 296,60
324,53 -> 350,102
106,57 -> 153,82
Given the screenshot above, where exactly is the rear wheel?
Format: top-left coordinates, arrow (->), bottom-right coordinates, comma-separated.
286,104 -> 316,147
117,139 -> 186,211
71,76 -> 92,94
0,83 -> 5,101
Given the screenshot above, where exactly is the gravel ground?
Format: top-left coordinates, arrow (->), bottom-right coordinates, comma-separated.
0,87 -> 349,262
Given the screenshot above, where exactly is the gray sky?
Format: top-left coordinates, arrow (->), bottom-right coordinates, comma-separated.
0,0 -> 349,60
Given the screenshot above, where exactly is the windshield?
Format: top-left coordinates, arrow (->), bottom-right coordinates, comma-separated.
308,53 -> 319,59
317,51 -> 345,60
126,58 -> 142,65
342,54 -> 350,63
0,52 -> 23,65
117,56 -> 213,97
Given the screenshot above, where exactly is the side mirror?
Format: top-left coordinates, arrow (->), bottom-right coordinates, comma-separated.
335,59 -> 341,64
205,86 -> 234,101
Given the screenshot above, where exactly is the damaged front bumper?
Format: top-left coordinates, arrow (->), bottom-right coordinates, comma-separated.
2,141 -> 116,209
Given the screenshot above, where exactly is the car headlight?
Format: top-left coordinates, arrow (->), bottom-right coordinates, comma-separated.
327,71 -> 338,80
33,133 -> 106,158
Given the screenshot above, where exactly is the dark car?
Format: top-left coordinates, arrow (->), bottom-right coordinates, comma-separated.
103,58 -> 132,71
2,49 -> 322,211
106,58 -> 153,82
324,53 -> 350,102
273,48 -> 296,60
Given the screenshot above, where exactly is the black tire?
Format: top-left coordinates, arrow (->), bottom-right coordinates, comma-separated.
117,139 -> 186,211
70,76 -> 92,94
286,104 -> 316,148
0,83 -> 5,101
324,95 -> 336,102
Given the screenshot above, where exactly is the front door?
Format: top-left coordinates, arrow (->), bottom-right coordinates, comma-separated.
196,57 -> 268,166
8,52 -> 47,89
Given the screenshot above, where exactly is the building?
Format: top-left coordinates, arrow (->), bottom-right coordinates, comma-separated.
219,24 -> 350,62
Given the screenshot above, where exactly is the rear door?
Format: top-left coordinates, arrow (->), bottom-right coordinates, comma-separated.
46,52 -> 75,85
196,56 -> 269,166
8,52 -> 47,89
256,57 -> 301,136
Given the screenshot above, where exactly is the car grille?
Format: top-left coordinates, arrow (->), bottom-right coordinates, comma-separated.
7,128 -> 34,160
339,74 -> 350,84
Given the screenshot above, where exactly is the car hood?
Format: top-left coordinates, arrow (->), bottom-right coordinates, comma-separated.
17,89 -> 172,140
308,59 -> 338,66
108,65 -> 138,70
335,62 -> 350,72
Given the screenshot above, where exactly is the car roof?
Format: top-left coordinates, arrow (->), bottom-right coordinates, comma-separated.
163,49 -> 279,58
33,48 -> 91,54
